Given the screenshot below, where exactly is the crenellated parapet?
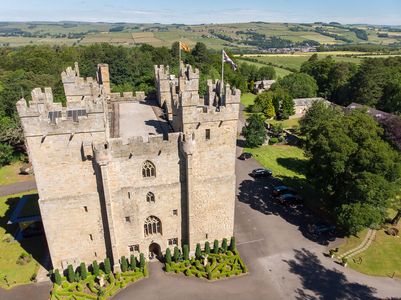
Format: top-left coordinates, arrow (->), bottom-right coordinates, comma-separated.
178,62 -> 199,94
61,63 -> 107,102
109,91 -> 146,103
94,132 -> 182,164
16,87 -> 106,137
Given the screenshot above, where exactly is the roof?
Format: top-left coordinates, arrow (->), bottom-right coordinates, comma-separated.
293,97 -> 328,107
347,102 -> 392,120
117,99 -> 170,142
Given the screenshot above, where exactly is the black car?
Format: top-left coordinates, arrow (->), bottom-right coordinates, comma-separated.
272,185 -> 295,197
278,193 -> 303,205
307,222 -> 336,238
238,152 -> 253,160
250,168 -> 273,178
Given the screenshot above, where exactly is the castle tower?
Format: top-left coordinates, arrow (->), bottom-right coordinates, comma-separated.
179,66 -> 240,250
154,65 -> 178,121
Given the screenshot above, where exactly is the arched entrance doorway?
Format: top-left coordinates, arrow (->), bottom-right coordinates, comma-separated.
149,243 -> 161,260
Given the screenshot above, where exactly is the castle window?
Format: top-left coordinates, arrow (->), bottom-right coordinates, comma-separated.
89,234 -> 93,241
146,192 -> 155,203
128,192 -> 131,199
168,238 -> 178,246
172,209 -> 178,216
144,216 -> 162,237
125,216 -> 131,223
205,129 -> 211,140
83,206 -> 88,212
142,160 -> 156,178
206,233 -> 208,239
129,244 -> 140,252
94,252 -> 97,257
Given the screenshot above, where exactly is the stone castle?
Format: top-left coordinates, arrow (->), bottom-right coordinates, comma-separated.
16,62 -> 240,270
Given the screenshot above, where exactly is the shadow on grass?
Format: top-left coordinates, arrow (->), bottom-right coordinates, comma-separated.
284,248 -> 378,300
276,157 -> 308,175
0,194 -> 50,275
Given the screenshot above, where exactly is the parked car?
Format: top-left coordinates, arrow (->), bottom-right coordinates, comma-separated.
250,168 -> 273,178
278,193 -> 303,205
272,185 -> 295,197
307,221 -> 336,238
238,152 -> 253,160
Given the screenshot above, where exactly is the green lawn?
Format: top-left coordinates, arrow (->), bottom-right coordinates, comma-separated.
240,93 -> 257,109
237,59 -> 292,78
268,118 -> 301,129
335,229 -> 369,257
337,225 -> 401,279
0,162 -> 34,186
245,145 -> 307,179
0,191 -> 41,289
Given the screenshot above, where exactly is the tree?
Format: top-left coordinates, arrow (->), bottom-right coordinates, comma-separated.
243,114 -> 266,148
92,260 -> 100,276
257,66 -> 276,80
204,241 -> 210,254
0,143 -> 13,167
54,269 -> 62,285
195,243 -> 202,259
129,255 -> 137,270
67,265 -> 75,283
165,248 -> 172,264
301,103 -> 401,234
173,247 -> 180,262
104,258 -> 111,274
271,87 -> 294,119
221,238 -> 228,252
253,91 -> 276,118
183,245 -> 189,261
213,240 -> 219,254
139,253 -> 145,269
278,73 -> 318,98
80,262 -> 87,280
120,256 -> 128,272
229,237 -> 236,252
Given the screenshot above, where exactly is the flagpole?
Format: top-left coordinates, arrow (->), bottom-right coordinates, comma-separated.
221,49 -> 224,101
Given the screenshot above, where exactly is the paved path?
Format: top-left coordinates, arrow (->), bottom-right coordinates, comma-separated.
0,180 -> 37,197
338,229 -> 377,260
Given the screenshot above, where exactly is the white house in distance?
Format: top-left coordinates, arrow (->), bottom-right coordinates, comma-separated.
291,97 -> 330,119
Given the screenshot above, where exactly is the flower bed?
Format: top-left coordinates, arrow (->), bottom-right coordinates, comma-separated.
165,238 -> 248,280
50,255 -> 147,300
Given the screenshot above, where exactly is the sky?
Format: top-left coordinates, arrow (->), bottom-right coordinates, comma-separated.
0,0 -> 400,25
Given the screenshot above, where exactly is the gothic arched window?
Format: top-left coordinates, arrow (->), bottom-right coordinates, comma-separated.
144,216 -> 162,237
146,192 -> 155,203
142,160 -> 156,178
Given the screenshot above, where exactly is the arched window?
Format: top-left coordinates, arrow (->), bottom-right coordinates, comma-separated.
144,216 -> 162,237
142,160 -> 156,178
146,192 -> 155,203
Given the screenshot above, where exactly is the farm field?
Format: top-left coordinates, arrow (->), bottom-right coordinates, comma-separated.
237,59 -> 292,78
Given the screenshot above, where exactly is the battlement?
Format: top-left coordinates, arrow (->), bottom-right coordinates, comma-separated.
109,91 -> 146,102
61,63 -> 107,102
94,132 -> 181,163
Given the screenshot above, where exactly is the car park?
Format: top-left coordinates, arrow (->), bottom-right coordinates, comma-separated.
250,168 -> 273,178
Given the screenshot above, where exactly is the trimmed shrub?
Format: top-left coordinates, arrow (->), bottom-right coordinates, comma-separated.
104,258 -> 111,274
183,245 -> 189,260
165,263 -> 171,272
67,265 -> 75,283
129,255 -> 137,270
165,248 -> 172,264
195,243 -> 202,260
76,283 -> 83,292
229,237 -> 236,252
92,260 -> 100,277
54,269 -> 62,285
207,270 -> 213,280
269,137 -> 278,145
80,262 -> 88,280
121,256 -> 128,272
139,253 -> 145,269
173,246 -> 180,262
213,240 -> 219,254
222,238 -> 228,252
204,241 -> 210,254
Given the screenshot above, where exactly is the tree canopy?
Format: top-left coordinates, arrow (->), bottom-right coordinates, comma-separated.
276,72 -> 318,99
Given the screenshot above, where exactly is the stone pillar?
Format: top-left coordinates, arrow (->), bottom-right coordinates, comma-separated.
98,162 -> 121,272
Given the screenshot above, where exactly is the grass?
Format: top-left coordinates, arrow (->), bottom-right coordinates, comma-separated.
237,59 -> 292,78
240,93 -> 257,109
268,118 -> 300,129
335,229 -> 369,257
336,224 -> 401,279
245,145 -> 307,179
0,162 -> 34,185
0,190 -> 41,289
